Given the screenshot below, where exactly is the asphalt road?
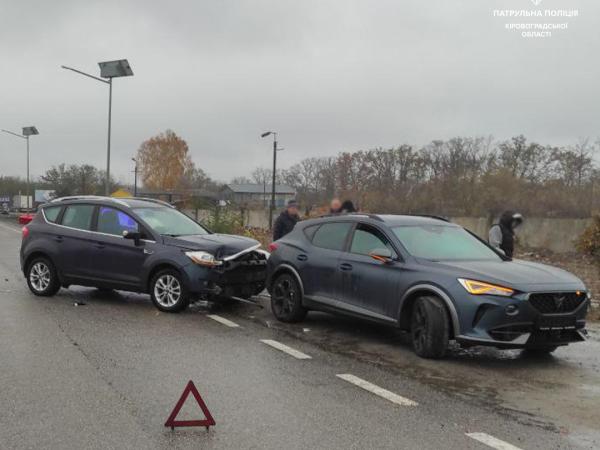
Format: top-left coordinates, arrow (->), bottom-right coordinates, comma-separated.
1,219 -> 598,449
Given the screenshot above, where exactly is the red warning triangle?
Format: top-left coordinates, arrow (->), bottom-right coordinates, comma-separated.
164,380 -> 216,430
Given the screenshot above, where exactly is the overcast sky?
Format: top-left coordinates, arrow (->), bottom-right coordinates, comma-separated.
1,0 -> 599,185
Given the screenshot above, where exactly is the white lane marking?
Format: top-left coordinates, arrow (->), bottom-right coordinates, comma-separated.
466,433 -> 524,450
336,374 -> 418,406
260,339 -> 312,359
0,222 -> 21,234
206,314 -> 240,328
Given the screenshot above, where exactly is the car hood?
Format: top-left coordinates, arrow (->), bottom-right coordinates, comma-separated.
422,258 -> 585,291
162,234 -> 260,260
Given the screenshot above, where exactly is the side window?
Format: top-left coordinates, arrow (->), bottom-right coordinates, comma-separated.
350,225 -> 395,256
311,222 -> 352,251
97,207 -> 139,236
43,206 -> 62,223
61,204 -> 95,231
303,224 -> 320,241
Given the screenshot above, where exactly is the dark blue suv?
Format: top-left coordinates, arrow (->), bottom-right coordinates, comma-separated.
266,214 -> 589,358
20,196 -> 267,312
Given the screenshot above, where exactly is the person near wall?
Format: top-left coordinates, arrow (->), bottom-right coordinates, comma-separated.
488,211 -> 524,258
340,200 -> 357,213
329,198 -> 342,214
273,199 -> 300,241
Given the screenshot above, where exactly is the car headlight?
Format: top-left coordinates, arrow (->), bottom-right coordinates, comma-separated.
185,251 -> 223,267
458,278 -> 514,297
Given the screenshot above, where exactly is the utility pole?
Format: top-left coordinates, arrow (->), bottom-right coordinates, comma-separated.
132,157 -> 138,196
261,131 -> 282,229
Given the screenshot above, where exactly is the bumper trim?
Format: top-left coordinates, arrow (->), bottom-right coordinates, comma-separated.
457,333 -> 531,347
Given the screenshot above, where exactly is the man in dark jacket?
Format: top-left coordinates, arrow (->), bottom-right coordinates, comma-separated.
273,200 -> 299,241
488,211 -> 523,258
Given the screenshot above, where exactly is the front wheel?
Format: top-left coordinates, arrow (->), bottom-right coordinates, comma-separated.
270,273 -> 307,323
150,269 -> 190,313
26,257 -> 60,297
411,296 -> 449,359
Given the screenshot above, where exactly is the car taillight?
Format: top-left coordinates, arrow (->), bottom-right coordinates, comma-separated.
22,226 -> 29,239
268,242 -> 279,252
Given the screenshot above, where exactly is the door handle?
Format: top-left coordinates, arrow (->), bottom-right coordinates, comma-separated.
297,254 -> 308,261
54,236 -> 63,243
93,243 -> 105,249
339,262 -> 353,271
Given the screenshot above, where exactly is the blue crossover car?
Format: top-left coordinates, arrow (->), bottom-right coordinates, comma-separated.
266,214 -> 589,358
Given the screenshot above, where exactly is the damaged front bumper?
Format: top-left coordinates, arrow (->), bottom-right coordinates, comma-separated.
182,245 -> 268,300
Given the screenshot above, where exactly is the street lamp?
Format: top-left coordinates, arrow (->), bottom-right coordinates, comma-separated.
131,157 -> 138,197
61,59 -> 134,196
261,131 -> 283,229
1,126 -> 39,210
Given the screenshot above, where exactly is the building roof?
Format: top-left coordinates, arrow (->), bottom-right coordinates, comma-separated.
226,183 -> 296,194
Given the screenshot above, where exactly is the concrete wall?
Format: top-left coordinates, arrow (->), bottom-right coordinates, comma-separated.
181,208 -> 591,254
452,216 -> 592,254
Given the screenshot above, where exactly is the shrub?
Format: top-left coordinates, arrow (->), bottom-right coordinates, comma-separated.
576,216 -> 600,258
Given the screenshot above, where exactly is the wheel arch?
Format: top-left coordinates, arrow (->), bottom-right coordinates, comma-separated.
146,263 -> 182,292
24,251 -> 62,281
269,264 -> 305,298
398,284 -> 460,338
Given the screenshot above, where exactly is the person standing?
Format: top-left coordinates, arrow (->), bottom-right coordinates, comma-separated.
488,211 -> 523,258
329,198 -> 342,214
273,200 -> 300,241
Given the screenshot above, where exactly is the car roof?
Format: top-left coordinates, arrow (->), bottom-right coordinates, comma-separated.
45,196 -> 174,209
298,213 -> 454,228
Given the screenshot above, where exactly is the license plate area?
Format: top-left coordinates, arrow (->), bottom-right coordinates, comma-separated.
536,315 -> 576,331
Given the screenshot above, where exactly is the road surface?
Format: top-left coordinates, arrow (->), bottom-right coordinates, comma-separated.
1,219 -> 598,449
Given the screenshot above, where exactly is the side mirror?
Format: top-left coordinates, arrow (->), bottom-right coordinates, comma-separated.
123,230 -> 142,246
369,248 -> 393,264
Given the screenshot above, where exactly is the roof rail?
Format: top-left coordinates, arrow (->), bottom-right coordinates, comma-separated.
318,212 -> 384,222
129,197 -> 175,208
50,195 -> 130,207
411,214 -> 450,222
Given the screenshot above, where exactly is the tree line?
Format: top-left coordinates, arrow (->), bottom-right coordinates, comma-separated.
238,135 -> 599,218
1,131 -> 597,218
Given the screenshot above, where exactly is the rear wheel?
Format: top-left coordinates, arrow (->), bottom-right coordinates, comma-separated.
411,296 -> 449,359
26,257 -> 60,297
150,269 -> 189,313
271,273 -> 307,323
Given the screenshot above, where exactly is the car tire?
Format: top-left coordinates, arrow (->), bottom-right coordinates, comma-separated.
411,296 -> 449,359
26,256 -> 60,297
270,273 -> 307,323
150,269 -> 190,313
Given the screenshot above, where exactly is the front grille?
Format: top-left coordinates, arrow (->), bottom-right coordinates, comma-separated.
528,292 -> 585,314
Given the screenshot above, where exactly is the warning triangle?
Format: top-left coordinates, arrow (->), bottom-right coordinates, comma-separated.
164,380 -> 216,430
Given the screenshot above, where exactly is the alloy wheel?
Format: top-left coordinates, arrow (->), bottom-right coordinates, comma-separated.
413,303 -> 428,352
154,274 -> 182,307
30,262 -> 51,292
272,277 -> 296,317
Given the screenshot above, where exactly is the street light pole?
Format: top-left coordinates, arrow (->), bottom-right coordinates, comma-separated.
2,126 -> 38,210
106,78 -> 113,196
62,59 -> 133,196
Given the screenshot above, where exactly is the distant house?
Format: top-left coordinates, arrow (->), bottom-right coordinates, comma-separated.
224,183 -> 296,208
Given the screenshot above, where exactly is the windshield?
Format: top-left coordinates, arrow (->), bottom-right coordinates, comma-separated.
392,225 -> 501,261
134,207 -> 209,237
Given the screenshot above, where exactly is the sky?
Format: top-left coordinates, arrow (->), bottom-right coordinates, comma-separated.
1,0 -> 599,185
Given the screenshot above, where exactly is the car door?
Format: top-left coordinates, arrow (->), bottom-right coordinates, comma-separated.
90,206 -> 152,288
300,222 -> 353,303
338,223 -> 401,319
56,203 -> 98,280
